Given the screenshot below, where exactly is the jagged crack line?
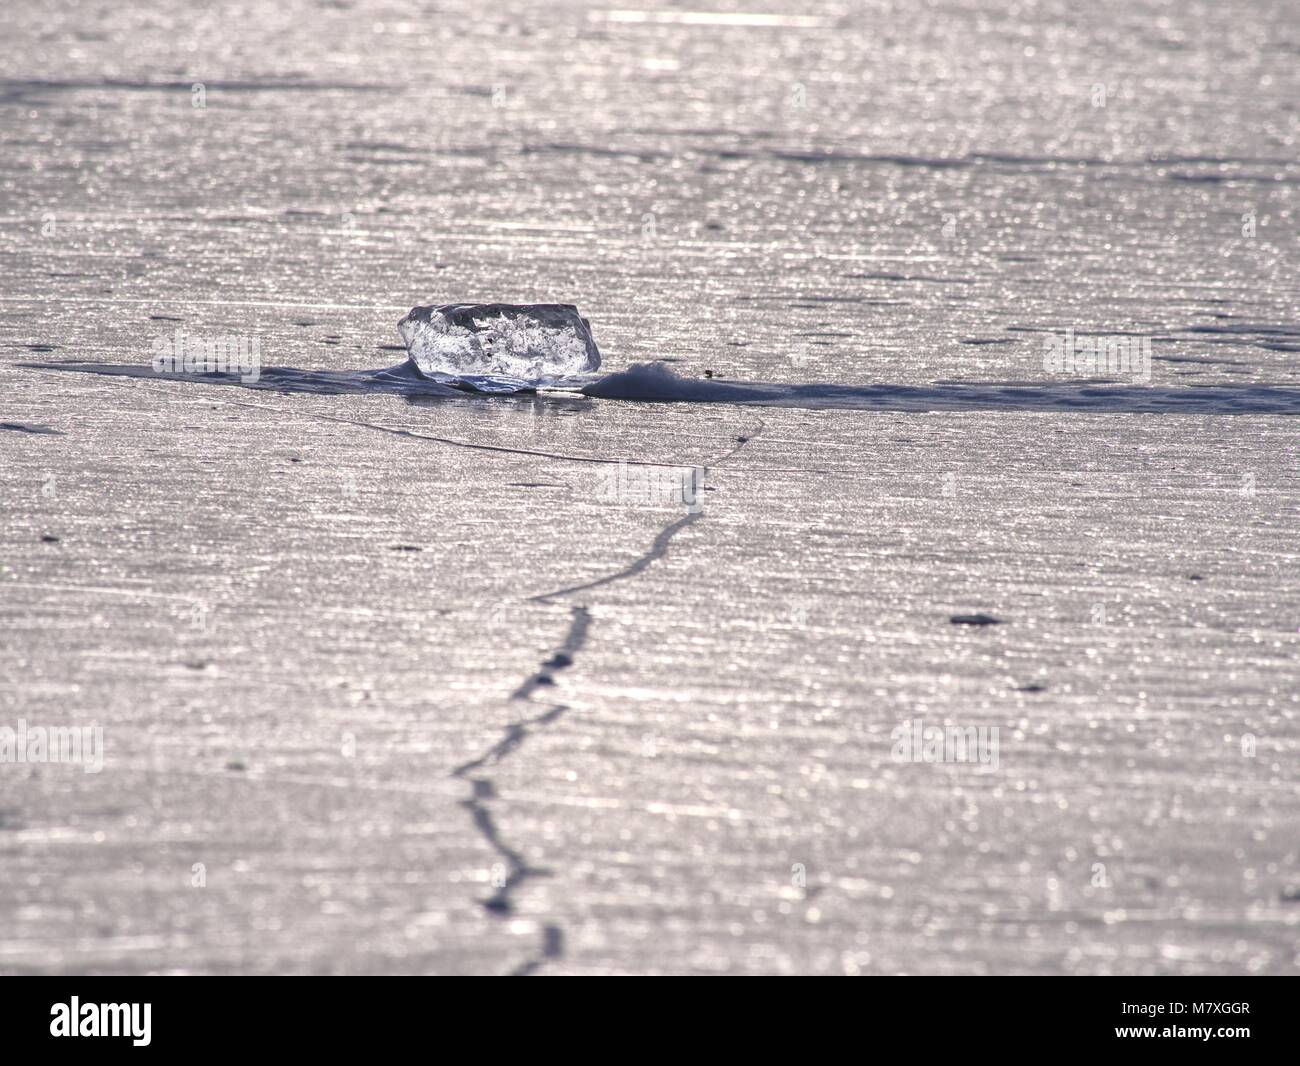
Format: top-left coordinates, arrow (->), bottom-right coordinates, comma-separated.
509,608 -> 591,699
451,606 -> 589,973
460,778 -> 550,914
529,512 -> 702,603
494,420 -> 763,970
451,704 -> 567,778
528,420 -> 765,604
510,925 -> 564,977
453,420 -> 761,972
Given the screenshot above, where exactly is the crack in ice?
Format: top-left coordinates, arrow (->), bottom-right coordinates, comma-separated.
450,606 -> 589,976
451,420 -> 762,975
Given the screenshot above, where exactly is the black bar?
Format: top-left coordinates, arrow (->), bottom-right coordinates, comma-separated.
4,977 -> 1289,1054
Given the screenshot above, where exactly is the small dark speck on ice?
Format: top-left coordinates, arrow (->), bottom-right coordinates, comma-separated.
951,613 -> 1003,626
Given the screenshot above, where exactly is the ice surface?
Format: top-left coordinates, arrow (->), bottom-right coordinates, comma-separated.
398,303 -> 602,382
4,0 -> 1300,979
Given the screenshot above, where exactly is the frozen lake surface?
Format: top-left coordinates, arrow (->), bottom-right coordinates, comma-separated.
1,0 -> 1297,974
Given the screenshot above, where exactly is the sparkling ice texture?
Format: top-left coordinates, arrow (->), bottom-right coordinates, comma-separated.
398,303 -> 602,381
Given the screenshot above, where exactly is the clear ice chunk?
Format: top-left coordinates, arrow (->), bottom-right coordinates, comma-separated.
398,303 -> 602,382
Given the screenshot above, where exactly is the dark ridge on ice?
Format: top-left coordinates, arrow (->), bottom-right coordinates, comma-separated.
2,421 -> 64,435
22,360 -> 1300,414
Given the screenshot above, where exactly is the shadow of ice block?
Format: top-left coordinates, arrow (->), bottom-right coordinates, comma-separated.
398,303 -> 603,381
